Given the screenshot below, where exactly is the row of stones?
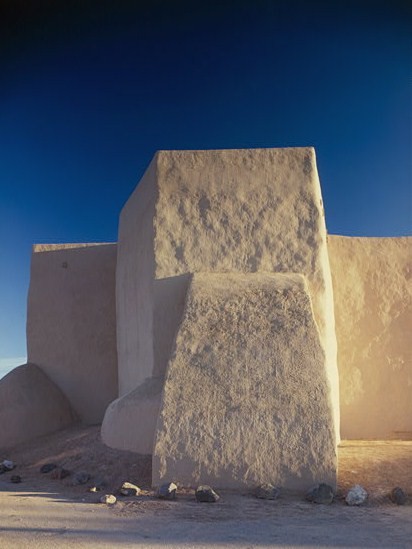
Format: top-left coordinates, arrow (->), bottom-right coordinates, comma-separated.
99,481 -> 408,507
100,482 -> 219,506
307,483 -> 408,506
1,459 -> 408,506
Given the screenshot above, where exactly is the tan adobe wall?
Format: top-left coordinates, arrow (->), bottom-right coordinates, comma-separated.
27,243 -> 118,424
328,235 -> 412,439
0,363 -> 75,448
114,147 -> 340,442
153,273 -> 337,490
101,376 -> 163,454
116,162 -> 157,396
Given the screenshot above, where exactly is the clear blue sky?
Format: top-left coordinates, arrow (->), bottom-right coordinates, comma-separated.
0,0 -> 411,363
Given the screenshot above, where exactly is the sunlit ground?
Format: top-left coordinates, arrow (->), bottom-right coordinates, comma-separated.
338,439 -> 412,501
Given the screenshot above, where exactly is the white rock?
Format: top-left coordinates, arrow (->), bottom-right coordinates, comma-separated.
120,482 -> 141,496
100,494 -> 116,505
346,485 -> 368,506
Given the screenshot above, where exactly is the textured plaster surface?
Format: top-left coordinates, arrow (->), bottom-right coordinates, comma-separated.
0,363 -> 75,447
329,236 -> 412,439
152,275 -> 191,378
27,243 -> 118,424
116,160 -> 156,396
116,147 -> 339,438
153,273 -> 337,490
102,274 -> 190,452
101,377 -> 162,454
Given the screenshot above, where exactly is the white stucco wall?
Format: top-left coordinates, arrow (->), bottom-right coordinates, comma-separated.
153,273 -> 337,490
27,243 -> 118,424
329,235 -> 412,439
115,147 -> 339,440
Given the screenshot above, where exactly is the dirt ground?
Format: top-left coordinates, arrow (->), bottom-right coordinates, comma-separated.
0,425 -> 411,548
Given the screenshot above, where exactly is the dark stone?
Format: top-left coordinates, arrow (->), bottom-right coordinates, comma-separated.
72,471 -> 91,485
255,483 -> 280,500
195,485 -> 220,503
10,475 -> 21,483
391,487 -> 407,505
50,467 -> 71,480
306,483 -> 334,504
157,482 -> 177,500
40,463 -> 57,474
1,460 -> 15,472
93,476 -> 107,488
88,476 -> 106,492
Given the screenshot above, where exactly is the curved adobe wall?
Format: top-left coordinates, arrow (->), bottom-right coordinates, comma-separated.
0,363 -> 75,448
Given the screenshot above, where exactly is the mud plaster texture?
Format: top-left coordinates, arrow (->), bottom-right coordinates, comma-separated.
329,236 -> 412,439
101,377 -> 162,454
153,273 -> 337,490
113,147 -> 339,446
0,363 -> 75,447
27,243 -> 118,424
116,160 -> 157,396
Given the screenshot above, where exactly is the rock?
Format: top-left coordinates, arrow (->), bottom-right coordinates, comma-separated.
306,483 -> 334,504
88,486 -> 100,493
2,460 -> 15,471
346,484 -> 368,506
40,463 -> 57,474
120,482 -> 141,496
390,487 -> 407,505
255,483 -> 280,500
10,475 -> 21,483
72,471 -> 91,485
100,494 -> 116,505
157,482 -> 177,500
195,485 -> 220,503
50,466 -> 70,480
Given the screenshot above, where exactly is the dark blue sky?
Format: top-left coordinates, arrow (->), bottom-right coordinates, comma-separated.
0,0 -> 411,360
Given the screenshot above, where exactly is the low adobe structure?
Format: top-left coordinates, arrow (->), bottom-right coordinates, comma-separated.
1,148 -> 410,491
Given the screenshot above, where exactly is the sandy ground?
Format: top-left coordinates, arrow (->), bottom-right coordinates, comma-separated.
1,425 -> 411,548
